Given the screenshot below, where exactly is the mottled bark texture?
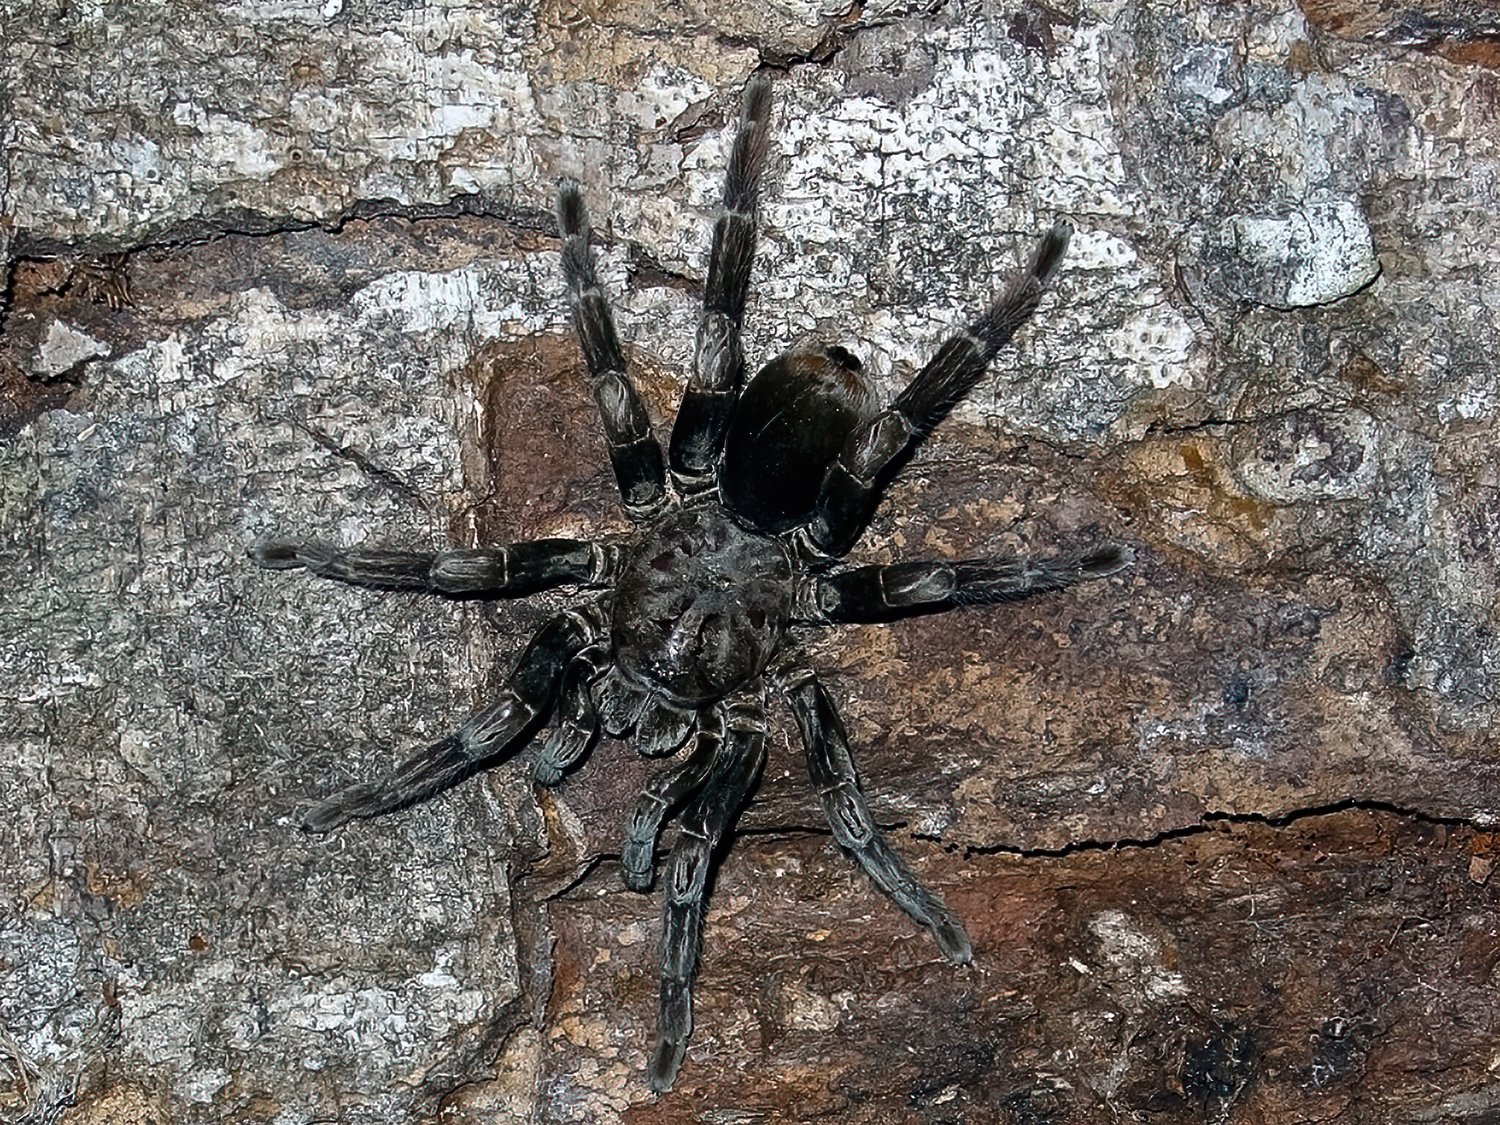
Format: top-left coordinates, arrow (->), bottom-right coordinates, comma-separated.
3,0 -> 1499,1121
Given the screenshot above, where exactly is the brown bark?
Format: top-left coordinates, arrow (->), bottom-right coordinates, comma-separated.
3,1 -> 1499,1122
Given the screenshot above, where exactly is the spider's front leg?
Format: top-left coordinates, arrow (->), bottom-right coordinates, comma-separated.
650,693 -> 766,1093
668,77 -> 773,492
779,661 -> 971,964
799,222 -> 1071,560
557,180 -> 667,520
301,604 -> 606,832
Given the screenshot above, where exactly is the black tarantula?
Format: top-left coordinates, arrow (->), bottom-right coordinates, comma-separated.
250,78 -> 1131,1091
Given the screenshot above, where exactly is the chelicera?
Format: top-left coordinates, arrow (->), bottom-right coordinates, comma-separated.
250,77 -> 1130,1091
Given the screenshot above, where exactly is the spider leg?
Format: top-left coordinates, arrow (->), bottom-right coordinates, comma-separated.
636,699 -> 697,757
557,180 -> 667,519
650,693 -> 766,1093
668,77 -> 773,492
248,538 -> 618,598
621,701 -> 725,891
793,545 -> 1132,624
798,223 -> 1071,559
532,641 -> 611,786
301,605 -> 605,832
779,661 -> 971,964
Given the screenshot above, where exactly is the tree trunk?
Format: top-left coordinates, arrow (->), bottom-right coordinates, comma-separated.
3,1 -> 1498,1121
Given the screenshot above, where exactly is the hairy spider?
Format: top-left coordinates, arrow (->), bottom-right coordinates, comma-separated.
250,78 -> 1131,1092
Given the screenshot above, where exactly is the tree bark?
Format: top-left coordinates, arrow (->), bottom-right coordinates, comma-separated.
3,1 -> 1499,1121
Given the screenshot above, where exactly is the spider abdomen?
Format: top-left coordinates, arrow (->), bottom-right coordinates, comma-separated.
719,345 -> 876,536
612,505 -> 792,706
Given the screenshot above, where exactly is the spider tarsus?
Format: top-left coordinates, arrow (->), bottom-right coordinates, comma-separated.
555,176 -> 587,237
532,721 -> 596,786
741,74 -> 773,124
647,1036 -> 687,1094
301,791 -> 365,834
1030,220 -> 1072,287
727,78 -> 773,201
621,843 -> 654,891
247,540 -> 306,569
933,918 -> 974,965
1078,543 -> 1134,578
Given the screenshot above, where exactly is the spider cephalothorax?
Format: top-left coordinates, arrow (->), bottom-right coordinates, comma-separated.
251,77 -> 1131,1091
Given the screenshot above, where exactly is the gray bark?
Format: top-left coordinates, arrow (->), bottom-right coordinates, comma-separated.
3,0 -> 1499,1121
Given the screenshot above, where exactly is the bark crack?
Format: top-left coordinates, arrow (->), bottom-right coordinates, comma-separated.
298,423 -> 430,509
9,194 -> 557,261
960,796 -> 1488,859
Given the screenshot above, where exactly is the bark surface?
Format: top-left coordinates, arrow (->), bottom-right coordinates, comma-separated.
3,0 -> 1499,1121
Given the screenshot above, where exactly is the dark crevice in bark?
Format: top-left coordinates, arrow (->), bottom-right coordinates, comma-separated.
530,853 -> 609,903
735,796 -> 1483,858
627,243 -> 700,295
534,796 -> 1484,909
751,0 -> 863,69
1243,261 -> 1385,313
298,423 -> 431,509
754,0 -> 950,71
7,192 -> 558,261
418,992 -> 532,1112
960,796 -> 1486,859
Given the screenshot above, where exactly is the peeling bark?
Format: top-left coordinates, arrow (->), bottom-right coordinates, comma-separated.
3,0 -> 1499,1122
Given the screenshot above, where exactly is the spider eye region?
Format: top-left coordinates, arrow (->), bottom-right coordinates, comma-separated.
613,507 -> 792,706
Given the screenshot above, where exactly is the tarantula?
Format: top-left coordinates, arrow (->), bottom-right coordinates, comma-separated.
250,78 -> 1131,1091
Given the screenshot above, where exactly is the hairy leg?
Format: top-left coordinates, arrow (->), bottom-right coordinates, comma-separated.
668,78 -> 773,491
249,538 -> 618,597
302,605 -> 605,832
532,641 -> 611,786
779,662 -> 971,964
795,545 -> 1132,624
636,700 -> 697,758
650,694 -> 766,1093
621,703 -> 726,891
592,664 -> 651,737
798,223 -> 1071,559
557,180 -> 667,518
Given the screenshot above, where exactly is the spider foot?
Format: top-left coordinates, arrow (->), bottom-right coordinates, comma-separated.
648,1033 -> 688,1094
300,735 -> 473,832
302,781 -> 383,833
247,539 -> 312,569
620,837 -> 656,892
533,720 -> 594,786
533,643 -> 609,786
930,911 -> 973,965
1079,543 -> 1134,577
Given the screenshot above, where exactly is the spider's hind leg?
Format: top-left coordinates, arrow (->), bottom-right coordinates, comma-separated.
779,662 -> 971,964
301,605 -> 605,832
621,702 -> 725,891
650,694 -> 766,1093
